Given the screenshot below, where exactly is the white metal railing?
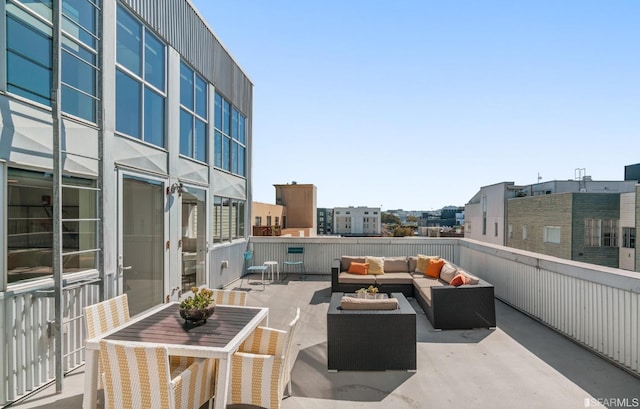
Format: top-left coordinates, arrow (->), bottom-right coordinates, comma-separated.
0,272 -> 100,406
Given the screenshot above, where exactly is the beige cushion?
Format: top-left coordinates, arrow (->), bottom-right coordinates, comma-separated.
408,256 -> 418,273
338,272 -> 376,284
416,286 -> 432,306
415,254 -> 440,274
340,296 -> 399,310
413,276 -> 445,289
340,256 -> 366,272
383,257 -> 409,273
366,256 -> 385,275
375,272 -> 414,285
439,262 -> 458,284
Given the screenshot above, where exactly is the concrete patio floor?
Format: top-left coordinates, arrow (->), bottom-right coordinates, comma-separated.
8,274 -> 640,409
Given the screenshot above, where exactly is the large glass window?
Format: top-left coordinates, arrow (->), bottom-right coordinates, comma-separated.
6,6 -> 52,106
6,168 -> 99,284
212,196 -> 245,243
5,0 -> 100,122
585,218 -> 619,247
115,4 -> 166,147
213,92 -> 246,176
622,227 -> 636,249
179,61 -> 207,162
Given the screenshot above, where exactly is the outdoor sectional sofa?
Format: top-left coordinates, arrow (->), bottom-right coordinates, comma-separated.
331,255 -> 496,330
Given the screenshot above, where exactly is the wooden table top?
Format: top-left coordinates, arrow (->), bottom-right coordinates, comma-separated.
105,303 -> 261,348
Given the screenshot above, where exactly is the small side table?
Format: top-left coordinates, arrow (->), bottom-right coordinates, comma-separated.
264,261 -> 279,282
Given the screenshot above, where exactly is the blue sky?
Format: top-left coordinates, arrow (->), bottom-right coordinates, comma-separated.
192,0 -> 640,211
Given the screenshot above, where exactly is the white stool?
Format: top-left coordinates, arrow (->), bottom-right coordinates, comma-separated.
264,261 -> 279,282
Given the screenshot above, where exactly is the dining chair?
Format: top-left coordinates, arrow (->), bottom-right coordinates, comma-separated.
211,289 -> 247,306
283,246 -> 305,279
99,340 -> 216,409
244,250 -> 269,289
83,294 -> 130,339
229,307 -> 301,409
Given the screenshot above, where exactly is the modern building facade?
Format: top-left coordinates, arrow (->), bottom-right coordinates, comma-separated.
0,0 -> 254,403
333,206 -> 382,236
273,182 -> 317,236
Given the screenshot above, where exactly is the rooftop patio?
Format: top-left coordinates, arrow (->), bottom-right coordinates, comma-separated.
9,273 -> 640,409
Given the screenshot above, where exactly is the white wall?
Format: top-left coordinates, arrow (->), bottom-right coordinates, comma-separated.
464,183 -> 510,245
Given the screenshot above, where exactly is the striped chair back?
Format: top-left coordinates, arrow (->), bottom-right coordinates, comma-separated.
230,307 -> 300,408
84,294 -> 130,339
211,289 -> 248,306
100,340 -> 216,409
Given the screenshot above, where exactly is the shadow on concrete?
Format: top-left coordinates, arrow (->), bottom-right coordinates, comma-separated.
309,287 -> 332,305
495,299 -> 640,403
290,341 -> 414,403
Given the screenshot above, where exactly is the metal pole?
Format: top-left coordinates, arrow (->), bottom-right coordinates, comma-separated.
97,0 -> 105,300
51,0 -> 64,394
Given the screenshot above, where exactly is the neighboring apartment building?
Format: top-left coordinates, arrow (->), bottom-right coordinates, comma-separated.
317,207 -> 334,235
466,177 -> 639,271
273,182 -> 317,236
333,206 -> 382,237
507,193 -> 621,267
252,202 -> 284,236
419,206 -> 464,227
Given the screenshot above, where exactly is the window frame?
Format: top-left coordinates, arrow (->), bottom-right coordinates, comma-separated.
212,195 -> 245,244
4,167 -> 100,286
5,0 -> 101,122
179,60 -> 208,163
115,4 -> 166,147
622,227 -> 636,249
543,226 -> 561,244
213,92 -> 246,177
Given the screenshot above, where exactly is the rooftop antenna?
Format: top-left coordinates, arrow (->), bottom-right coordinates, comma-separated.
537,172 -> 542,183
575,168 -> 587,192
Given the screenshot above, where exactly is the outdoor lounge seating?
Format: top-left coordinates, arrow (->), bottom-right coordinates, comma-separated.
331,255 -> 496,330
99,340 -> 216,409
229,307 -> 300,409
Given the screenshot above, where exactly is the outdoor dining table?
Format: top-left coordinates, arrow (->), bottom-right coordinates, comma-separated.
83,301 -> 269,409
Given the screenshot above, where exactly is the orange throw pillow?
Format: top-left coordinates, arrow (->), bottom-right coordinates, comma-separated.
425,258 -> 445,278
450,273 -> 470,287
348,262 -> 369,275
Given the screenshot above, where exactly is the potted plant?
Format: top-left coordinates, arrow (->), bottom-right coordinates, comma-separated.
179,287 -> 216,323
356,285 -> 380,299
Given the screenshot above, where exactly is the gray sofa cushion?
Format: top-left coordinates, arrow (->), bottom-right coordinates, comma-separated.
340,256 -> 366,272
383,257 -> 409,273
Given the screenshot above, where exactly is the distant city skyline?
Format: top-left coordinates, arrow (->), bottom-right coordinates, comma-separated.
194,0 -> 640,210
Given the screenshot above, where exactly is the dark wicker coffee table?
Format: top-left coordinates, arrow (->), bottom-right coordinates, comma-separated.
327,292 -> 416,371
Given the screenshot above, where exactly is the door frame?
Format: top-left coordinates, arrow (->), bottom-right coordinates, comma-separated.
177,183 -> 209,295
116,168 -> 170,307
